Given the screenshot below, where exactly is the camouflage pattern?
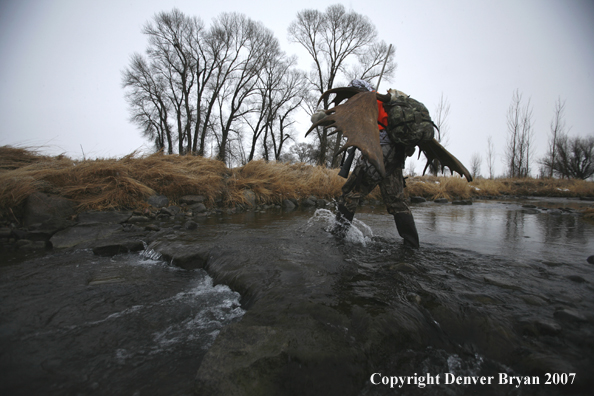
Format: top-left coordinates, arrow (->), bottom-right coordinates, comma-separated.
384,96 -> 435,146
338,143 -> 410,215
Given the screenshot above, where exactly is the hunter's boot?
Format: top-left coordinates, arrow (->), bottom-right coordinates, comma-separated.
393,212 -> 420,248
332,204 -> 355,238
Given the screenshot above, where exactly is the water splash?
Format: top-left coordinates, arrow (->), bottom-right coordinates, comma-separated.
306,209 -> 374,246
139,241 -> 162,261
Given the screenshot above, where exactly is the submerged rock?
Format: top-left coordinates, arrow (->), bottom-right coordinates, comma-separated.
484,275 -> 521,290
127,216 -> 150,223
92,240 -> 145,256
184,221 -> 198,230
554,308 -> 588,323
282,199 -> 296,211
566,275 -> 587,283
147,239 -> 209,270
50,224 -> 123,249
301,198 -> 316,207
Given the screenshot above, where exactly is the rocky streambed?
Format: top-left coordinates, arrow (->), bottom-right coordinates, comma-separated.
1,193 -> 593,395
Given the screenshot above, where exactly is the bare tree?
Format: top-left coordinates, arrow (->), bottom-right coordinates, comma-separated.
122,53 -> 174,153
245,56 -> 307,162
540,135 -> 594,180
470,152 -> 482,179
211,14 -> 280,163
142,9 -> 200,155
540,97 -> 568,178
433,93 -> 450,146
486,135 -> 495,179
428,93 -> 451,175
406,158 -> 417,177
290,142 -> 318,164
288,4 -> 395,167
505,90 -> 534,178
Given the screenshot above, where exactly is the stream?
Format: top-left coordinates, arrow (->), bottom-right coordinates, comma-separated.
1,198 -> 593,395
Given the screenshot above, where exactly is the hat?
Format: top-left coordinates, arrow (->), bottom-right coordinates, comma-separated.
348,79 -> 375,92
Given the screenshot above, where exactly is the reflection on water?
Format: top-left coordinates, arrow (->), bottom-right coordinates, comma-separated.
406,200 -> 593,264
309,200 -> 594,395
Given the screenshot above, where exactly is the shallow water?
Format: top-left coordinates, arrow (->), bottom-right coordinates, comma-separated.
0,251 -> 243,396
1,198 -> 593,395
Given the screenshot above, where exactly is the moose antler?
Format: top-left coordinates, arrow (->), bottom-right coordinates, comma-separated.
306,87 -> 471,183
417,139 -> 473,182
306,90 -> 386,177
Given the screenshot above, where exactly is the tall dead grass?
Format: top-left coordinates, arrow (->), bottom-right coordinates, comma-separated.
1,146 -> 593,217
227,160 -> 347,205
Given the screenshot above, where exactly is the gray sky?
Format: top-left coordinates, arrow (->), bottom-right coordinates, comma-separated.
1,0 -> 593,177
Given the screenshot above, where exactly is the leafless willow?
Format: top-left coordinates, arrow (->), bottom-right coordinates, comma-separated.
288,4 -> 395,167
122,9 -> 305,166
504,90 -> 534,178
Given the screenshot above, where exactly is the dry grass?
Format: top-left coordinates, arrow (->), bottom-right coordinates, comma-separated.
1,146 -> 593,220
228,160 -> 344,205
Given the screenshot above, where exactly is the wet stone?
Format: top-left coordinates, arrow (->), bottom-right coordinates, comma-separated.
461,293 -> 502,305
188,202 -> 206,213
554,308 -> 587,323
179,195 -> 206,205
566,275 -> 587,283
410,196 -> 426,203
484,275 -> 520,290
23,192 -> 76,226
587,255 -> 594,265
16,240 -> 46,250
127,216 -> 150,223
520,295 -> 547,306
184,221 -> 198,230
301,198 -> 316,207
434,198 -> 449,203
92,240 -> 145,257
534,319 -> 562,335
50,224 -> 123,249
390,263 -> 418,272
521,352 -> 575,375
282,199 -> 296,210
317,199 -> 329,207
147,195 -> 169,208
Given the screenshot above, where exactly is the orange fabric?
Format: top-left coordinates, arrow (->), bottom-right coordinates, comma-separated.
377,100 -> 388,130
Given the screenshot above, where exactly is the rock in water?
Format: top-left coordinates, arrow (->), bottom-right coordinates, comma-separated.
50,224 -> 123,249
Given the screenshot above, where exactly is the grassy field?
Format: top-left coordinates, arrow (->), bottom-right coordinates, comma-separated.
1,146 -> 593,220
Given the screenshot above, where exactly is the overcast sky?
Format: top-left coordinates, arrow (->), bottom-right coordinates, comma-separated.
1,0 -> 593,176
